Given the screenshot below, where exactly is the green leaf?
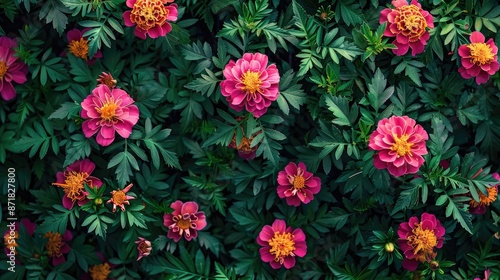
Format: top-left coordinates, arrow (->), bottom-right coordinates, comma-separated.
325,95 -> 358,126
367,68 -> 394,112
48,102 -> 80,120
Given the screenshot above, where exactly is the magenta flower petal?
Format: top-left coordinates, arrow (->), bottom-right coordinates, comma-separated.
123,0 -> 177,39
458,31 -> 499,84
0,36 -> 28,101
163,200 -> 206,242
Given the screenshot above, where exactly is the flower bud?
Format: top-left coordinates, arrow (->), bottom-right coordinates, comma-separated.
430,260 -> 439,270
94,198 -> 103,205
384,242 -> 394,253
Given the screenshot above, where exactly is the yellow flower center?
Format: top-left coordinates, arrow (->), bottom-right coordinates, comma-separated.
268,231 -> 296,263
111,190 -> 126,205
396,4 -> 427,42
96,100 -> 119,122
98,74 -> 117,89
293,175 -> 305,190
68,38 -> 89,59
4,231 -> 19,254
44,232 -> 63,258
0,60 -> 8,78
468,42 -> 495,66
138,241 -> 150,252
176,218 -> 192,230
241,70 -> 262,95
89,263 -> 111,280
391,134 -> 413,158
52,171 -> 90,202
407,222 -> 437,260
470,186 -> 498,208
131,0 -> 169,31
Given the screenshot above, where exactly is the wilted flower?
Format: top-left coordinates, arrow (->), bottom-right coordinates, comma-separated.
107,183 -> 135,212
256,219 -> 307,269
123,0 -> 178,39
163,200 -> 207,242
88,263 -> 111,280
135,237 -> 152,260
3,219 -> 36,256
397,213 -> 445,271
97,72 -> 117,89
379,0 -> 434,56
369,115 -> 428,177
66,28 -> 102,64
44,231 -> 72,267
220,53 -> 280,118
228,130 -> 261,160
53,159 -> 102,210
81,84 -> 140,147
469,173 -> 499,215
277,162 -> 321,206
458,31 -> 499,85
0,36 -> 28,101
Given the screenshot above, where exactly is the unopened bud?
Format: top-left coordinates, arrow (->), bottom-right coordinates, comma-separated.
384,242 -> 394,253
95,198 -> 103,205
430,260 -> 439,270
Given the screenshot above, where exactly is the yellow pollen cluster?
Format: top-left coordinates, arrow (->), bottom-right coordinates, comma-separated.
44,232 -> 63,258
52,171 -> 90,202
131,0 -> 169,31
0,60 -> 8,78
111,190 -> 126,205
395,5 -> 427,42
293,175 -> 306,190
68,38 -> 89,59
470,186 -> 498,207
407,222 -> 437,260
176,217 -> 192,230
241,70 -> 262,95
89,263 -> 111,280
391,134 -> 413,158
468,42 -> 495,66
268,231 -> 296,263
97,100 -> 119,121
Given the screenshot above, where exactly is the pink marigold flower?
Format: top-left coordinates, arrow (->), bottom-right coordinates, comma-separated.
458,31 -> 500,85
135,237 -> 152,261
379,0 -> 434,56
0,36 -> 28,101
397,213 -> 445,271
469,173 -> 499,215
66,28 -> 102,65
163,200 -> 207,242
123,0 -> 178,40
256,219 -> 307,269
220,53 -> 280,118
44,230 -> 72,267
3,219 -> 36,257
369,115 -> 428,177
52,159 -> 102,210
81,84 -> 140,147
97,72 -> 117,89
277,162 -> 321,206
107,183 -> 135,212
474,269 -> 491,280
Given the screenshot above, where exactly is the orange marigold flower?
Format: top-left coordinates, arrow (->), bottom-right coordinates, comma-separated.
97,72 -> 117,89
107,183 -> 135,212
44,231 -> 72,267
3,219 -> 36,256
135,237 -> 152,260
469,172 -> 499,215
123,0 -> 178,39
89,263 -> 111,280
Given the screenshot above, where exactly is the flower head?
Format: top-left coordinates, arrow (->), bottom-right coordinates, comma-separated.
221,53 -> 280,118
135,237 -> 152,260
53,159 -> 102,210
3,219 -> 36,257
277,162 -> 321,206
369,115 -> 428,177
81,84 -> 140,146
379,0 -> 434,56
397,213 -> 445,271
474,269 -> 491,280
458,31 -> 499,85
469,173 -> 499,214
97,72 -> 117,89
0,36 -> 28,101
228,130 -> 261,160
89,263 -> 111,280
107,183 -> 135,212
66,28 -> 102,65
123,0 -> 178,39
44,231 -> 72,267
163,200 -> 207,242
256,219 -> 307,269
